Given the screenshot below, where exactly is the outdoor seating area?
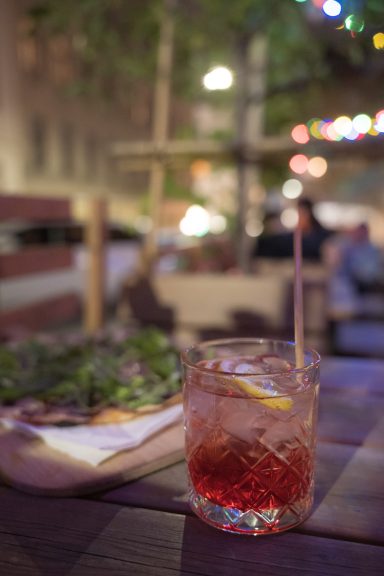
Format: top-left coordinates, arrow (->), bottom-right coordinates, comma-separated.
1,1 -> 384,574
1,355 -> 383,574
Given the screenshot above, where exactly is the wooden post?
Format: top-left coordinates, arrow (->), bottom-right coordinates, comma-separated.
143,0 -> 176,271
84,198 -> 106,334
0,0 -> 25,191
235,33 -> 268,273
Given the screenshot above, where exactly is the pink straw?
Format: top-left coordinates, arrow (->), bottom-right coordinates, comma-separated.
294,225 -> 304,368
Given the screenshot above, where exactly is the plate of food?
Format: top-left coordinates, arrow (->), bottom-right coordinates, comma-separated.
0,327 -> 185,496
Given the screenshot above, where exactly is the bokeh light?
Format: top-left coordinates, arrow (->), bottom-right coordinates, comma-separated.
373,32 -> 384,50
325,122 -> 342,141
209,214 -> 227,235
308,118 -> 325,139
190,159 -> 212,178
307,156 -> 328,178
203,66 -> 233,91
295,108 -> 384,144
245,219 -> 264,238
179,205 -> 210,237
352,114 -> 371,134
282,179 -> 303,199
291,124 -> 310,144
344,14 -> 365,33
289,154 -> 309,174
368,125 -> 379,136
321,121 -> 334,140
344,127 -> 360,141
375,110 -> 384,133
281,208 -> 298,229
333,115 -> 353,137
323,0 -> 341,17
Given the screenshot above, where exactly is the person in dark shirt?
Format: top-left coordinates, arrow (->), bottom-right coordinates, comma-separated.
253,197 -> 334,261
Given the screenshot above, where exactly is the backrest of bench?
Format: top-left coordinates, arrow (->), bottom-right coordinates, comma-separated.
0,194 -> 81,338
122,271 -> 328,351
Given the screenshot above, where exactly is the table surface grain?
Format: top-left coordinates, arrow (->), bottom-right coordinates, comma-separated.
1,356 -> 384,576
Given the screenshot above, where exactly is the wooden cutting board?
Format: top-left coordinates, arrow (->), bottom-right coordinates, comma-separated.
0,421 -> 185,497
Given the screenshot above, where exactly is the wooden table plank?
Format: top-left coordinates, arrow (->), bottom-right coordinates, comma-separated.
318,393 -> 384,446
363,415 -> 384,449
96,442 -> 384,545
305,443 -> 384,544
0,487 -> 383,576
321,357 -> 384,396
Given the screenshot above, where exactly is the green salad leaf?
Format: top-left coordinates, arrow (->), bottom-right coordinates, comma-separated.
0,327 -> 182,411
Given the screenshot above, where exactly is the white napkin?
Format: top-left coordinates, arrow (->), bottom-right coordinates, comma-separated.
1,403 -> 183,466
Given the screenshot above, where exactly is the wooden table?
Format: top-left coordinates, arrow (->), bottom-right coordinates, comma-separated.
1,356 -> 384,575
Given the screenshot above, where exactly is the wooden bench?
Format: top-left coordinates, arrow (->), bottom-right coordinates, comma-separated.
121,269 -> 329,351
0,194 -> 81,339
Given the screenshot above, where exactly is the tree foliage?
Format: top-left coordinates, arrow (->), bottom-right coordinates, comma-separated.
28,0 -> 384,129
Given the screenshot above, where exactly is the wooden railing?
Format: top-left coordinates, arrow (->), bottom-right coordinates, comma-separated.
0,194 -> 82,339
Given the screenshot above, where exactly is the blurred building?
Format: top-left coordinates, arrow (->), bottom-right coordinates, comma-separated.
0,0 -> 191,224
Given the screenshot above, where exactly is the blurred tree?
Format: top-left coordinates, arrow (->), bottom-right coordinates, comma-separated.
27,0 -> 384,271
28,0 -> 384,132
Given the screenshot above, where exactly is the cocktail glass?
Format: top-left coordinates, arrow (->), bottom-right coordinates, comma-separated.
181,338 -> 320,535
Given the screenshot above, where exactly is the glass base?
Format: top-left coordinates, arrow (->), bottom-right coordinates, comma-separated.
189,488 -> 313,535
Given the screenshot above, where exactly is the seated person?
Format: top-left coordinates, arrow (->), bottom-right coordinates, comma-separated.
253,198 -> 334,262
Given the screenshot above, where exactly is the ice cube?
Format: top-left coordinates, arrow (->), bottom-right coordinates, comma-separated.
267,374 -> 302,393
219,396 -> 266,444
261,355 -> 292,373
188,385 -> 217,421
260,418 -> 301,452
218,358 -> 237,372
234,362 -> 266,375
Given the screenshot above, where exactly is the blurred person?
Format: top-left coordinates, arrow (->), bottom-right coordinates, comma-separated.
324,222 -> 384,319
252,197 -> 334,261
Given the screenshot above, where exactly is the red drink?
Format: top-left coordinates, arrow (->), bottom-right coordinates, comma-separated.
188,434 -> 312,513
182,340 -> 320,535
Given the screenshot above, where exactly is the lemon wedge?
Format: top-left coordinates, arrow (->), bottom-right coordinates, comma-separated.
233,376 -> 293,411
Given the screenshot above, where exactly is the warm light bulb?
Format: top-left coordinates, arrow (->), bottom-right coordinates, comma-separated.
281,208 -> 298,229
323,0 -> 342,17
352,114 -> 371,134
289,154 -> 309,175
344,14 -> 365,33
180,205 -> 210,237
282,179 -> 303,199
203,66 -> 233,91
374,110 -> 384,133
291,124 -> 310,144
307,156 -> 328,178
333,116 -> 353,137
373,32 -> 384,50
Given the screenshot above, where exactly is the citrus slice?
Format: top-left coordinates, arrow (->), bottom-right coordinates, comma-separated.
233,376 -> 293,411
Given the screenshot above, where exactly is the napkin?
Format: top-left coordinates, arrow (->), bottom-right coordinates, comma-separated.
1,403 -> 183,466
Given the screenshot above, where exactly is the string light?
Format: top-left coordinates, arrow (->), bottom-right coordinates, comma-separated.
344,14 -> 365,34
322,0 -> 341,18
291,124 -> 310,144
289,154 -> 309,174
375,110 -> 384,133
373,33 -> 384,50
333,116 -> 353,137
352,114 -> 371,134
288,155 -> 328,179
307,156 -> 328,177
282,179 -> 303,199
291,107 -> 384,144
294,0 -> 368,38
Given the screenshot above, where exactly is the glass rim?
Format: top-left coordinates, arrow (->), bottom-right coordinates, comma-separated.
181,337 -> 321,377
